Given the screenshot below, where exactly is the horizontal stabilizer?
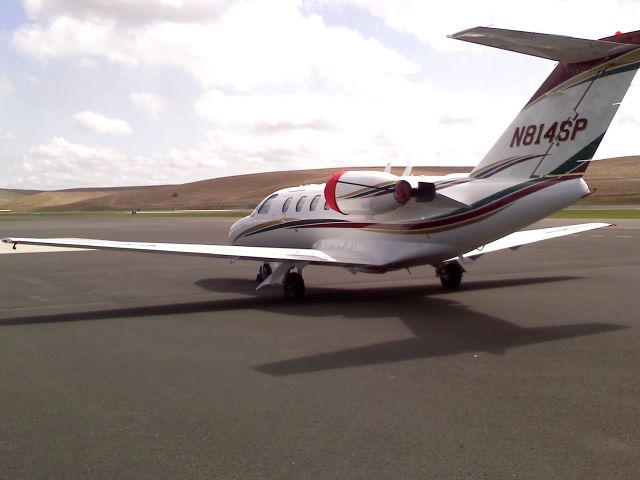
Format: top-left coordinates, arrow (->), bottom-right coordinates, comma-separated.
455,222 -> 611,260
449,27 -> 638,63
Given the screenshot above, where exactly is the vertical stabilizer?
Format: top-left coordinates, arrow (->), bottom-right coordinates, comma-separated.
451,28 -> 640,180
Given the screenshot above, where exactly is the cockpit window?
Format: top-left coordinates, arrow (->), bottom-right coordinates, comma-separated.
310,195 -> 320,211
324,199 -> 330,210
257,194 -> 278,214
282,197 -> 293,213
295,196 -> 307,212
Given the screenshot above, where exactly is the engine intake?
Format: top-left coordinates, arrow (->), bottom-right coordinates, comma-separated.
324,170 -> 413,215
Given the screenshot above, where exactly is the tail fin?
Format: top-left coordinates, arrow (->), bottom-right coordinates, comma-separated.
450,27 -> 640,179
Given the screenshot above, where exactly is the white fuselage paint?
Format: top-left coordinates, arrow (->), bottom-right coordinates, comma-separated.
229,176 -> 590,270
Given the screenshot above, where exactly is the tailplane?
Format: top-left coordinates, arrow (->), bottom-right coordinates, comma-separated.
450,27 -> 640,179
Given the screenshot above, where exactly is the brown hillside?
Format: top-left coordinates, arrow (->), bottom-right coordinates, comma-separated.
64,166 -> 471,211
581,156 -> 640,204
2,191 -> 114,211
1,159 -> 639,211
0,166 -> 469,211
0,189 -> 42,205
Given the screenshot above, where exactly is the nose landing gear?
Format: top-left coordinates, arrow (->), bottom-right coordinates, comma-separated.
256,262 -> 272,282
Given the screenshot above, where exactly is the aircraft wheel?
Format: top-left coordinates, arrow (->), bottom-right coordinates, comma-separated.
283,272 -> 305,300
438,262 -> 464,289
256,262 -> 272,282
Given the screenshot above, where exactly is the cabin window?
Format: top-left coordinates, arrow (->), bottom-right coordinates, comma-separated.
257,194 -> 278,214
282,197 -> 293,213
295,196 -> 307,212
310,195 -> 320,211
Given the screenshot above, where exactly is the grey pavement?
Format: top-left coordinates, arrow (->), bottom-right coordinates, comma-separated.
1,216 -> 638,479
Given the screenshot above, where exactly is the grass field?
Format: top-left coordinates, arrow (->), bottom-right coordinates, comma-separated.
550,209 -> 640,219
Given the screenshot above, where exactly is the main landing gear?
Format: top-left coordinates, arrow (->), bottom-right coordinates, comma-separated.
256,261 -> 462,299
256,262 -> 306,300
436,261 -> 465,289
256,262 -> 272,282
283,272 -> 305,300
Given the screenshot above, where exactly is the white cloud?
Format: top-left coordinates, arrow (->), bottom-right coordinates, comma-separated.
27,136 -> 125,163
23,0 -> 234,24
130,92 -> 167,119
0,132 -> 16,141
193,85 -> 517,169
12,16 -> 137,65
12,0 -> 418,92
339,0 -> 640,51
17,137 -> 127,187
72,110 -> 133,136
10,136 -> 229,189
74,57 -> 99,69
0,73 -> 13,95
5,0 -> 640,190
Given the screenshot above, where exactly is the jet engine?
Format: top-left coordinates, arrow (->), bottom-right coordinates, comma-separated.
323,170 -> 413,215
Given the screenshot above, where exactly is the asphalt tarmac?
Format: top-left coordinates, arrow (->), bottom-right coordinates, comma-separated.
1,215 -> 639,479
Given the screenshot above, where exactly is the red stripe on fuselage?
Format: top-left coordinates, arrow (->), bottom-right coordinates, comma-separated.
307,176 -> 579,234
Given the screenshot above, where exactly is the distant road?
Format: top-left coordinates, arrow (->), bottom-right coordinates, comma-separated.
565,205 -> 640,210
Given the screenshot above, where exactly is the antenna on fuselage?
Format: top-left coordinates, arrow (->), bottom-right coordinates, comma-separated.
402,160 -> 413,176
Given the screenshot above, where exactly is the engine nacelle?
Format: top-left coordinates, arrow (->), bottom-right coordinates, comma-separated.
324,170 -> 412,215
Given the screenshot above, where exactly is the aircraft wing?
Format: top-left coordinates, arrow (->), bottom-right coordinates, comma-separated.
2,221 -> 613,267
457,222 -> 612,260
0,237 -> 366,266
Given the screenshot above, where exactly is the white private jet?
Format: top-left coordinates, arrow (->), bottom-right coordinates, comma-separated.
4,27 -> 640,300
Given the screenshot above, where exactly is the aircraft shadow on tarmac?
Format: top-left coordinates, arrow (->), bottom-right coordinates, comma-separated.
0,275 -> 628,375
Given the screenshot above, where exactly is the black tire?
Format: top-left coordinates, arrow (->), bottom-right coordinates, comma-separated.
283,272 -> 305,300
256,262 -> 272,282
439,262 -> 463,289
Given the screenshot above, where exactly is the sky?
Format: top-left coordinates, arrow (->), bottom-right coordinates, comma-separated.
2,0 -> 640,189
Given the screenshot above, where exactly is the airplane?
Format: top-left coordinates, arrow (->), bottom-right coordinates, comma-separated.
4,26 -> 640,300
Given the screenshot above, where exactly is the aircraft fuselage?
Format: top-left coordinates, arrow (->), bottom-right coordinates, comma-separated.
229,174 -> 590,270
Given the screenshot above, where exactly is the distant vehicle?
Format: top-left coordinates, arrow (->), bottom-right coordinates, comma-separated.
5,27 -> 640,300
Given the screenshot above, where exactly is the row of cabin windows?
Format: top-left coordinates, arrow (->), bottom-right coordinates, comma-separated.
256,193 -> 330,215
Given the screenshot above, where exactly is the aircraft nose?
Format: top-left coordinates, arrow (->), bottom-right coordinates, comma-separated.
228,216 -> 249,245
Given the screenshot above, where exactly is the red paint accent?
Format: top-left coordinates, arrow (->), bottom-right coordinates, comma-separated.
324,170 -> 347,215
393,180 -> 412,204
298,221 -> 373,229
582,187 -> 596,199
527,30 -> 640,107
572,161 -> 590,174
